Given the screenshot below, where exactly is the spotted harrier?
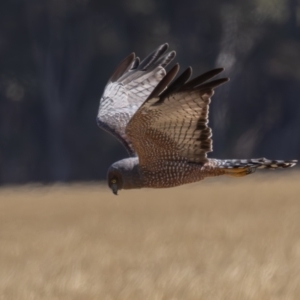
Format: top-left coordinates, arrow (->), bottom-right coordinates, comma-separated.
97,44 -> 297,195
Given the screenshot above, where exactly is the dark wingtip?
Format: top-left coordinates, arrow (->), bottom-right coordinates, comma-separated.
131,57 -> 140,70
139,43 -> 170,71
156,50 -> 176,68
109,52 -> 136,82
215,67 -> 225,72
148,63 -> 180,100
160,43 -> 169,51
184,67 -> 227,89
198,77 -> 229,90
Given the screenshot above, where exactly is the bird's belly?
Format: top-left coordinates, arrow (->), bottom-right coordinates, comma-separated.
142,162 -> 205,188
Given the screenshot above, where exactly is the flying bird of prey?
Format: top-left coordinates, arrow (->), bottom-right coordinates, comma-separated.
97,44 -> 297,195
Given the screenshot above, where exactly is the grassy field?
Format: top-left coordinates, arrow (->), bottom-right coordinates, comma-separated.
0,172 -> 300,299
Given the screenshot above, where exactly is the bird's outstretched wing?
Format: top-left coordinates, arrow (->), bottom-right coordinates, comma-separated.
97,43 -> 176,156
126,65 -> 229,168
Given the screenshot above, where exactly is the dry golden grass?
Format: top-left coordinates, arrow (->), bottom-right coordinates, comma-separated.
0,172 -> 300,299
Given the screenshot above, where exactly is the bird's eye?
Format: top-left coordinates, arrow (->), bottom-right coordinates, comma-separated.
111,179 -> 117,184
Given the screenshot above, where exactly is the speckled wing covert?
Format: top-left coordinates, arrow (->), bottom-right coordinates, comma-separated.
126,65 -> 229,168
97,44 -> 176,156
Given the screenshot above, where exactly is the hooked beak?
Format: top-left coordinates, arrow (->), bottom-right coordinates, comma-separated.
111,183 -> 118,195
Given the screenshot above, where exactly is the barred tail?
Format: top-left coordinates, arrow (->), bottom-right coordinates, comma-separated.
218,158 -> 297,177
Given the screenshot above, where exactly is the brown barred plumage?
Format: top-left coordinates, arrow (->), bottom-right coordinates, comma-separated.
98,44 -> 297,195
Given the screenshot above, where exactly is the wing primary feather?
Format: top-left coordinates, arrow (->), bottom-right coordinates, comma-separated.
147,64 -> 180,101
184,68 -> 224,89
131,57 -> 140,70
159,67 -> 192,99
197,78 -> 229,91
109,53 -> 135,82
155,51 -> 176,68
138,43 -> 169,71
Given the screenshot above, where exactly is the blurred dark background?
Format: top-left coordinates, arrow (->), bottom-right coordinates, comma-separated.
0,0 -> 299,184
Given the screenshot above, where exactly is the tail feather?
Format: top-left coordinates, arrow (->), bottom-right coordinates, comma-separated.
218,158 -> 297,177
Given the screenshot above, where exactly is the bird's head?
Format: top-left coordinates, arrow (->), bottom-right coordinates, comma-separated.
107,157 -> 142,195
